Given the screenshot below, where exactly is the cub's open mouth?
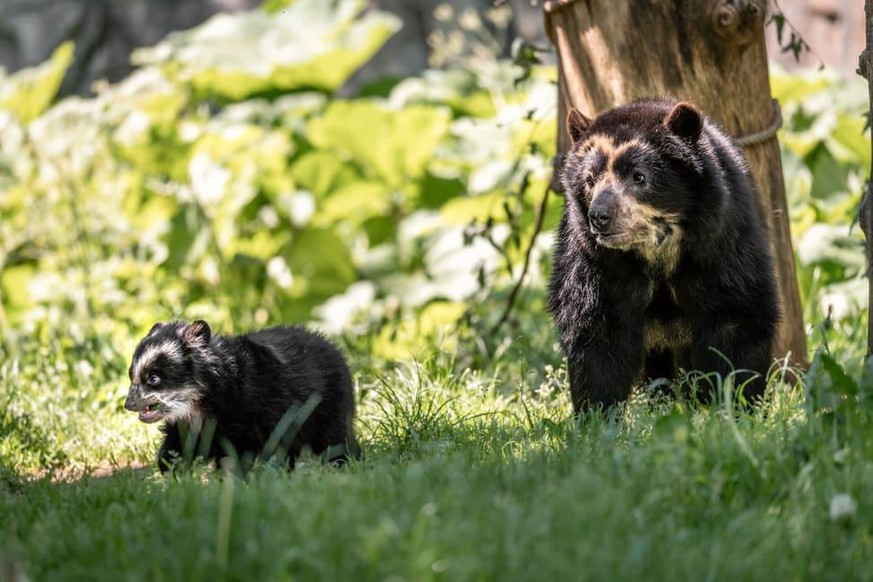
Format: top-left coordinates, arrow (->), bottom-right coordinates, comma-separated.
138,402 -> 164,424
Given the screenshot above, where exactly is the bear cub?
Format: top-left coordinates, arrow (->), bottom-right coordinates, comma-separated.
549,97 -> 779,412
125,320 -> 360,472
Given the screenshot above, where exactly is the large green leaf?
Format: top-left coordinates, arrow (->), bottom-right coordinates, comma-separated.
307,101 -> 451,188
0,264 -> 35,313
290,151 -> 363,199
285,227 -> 356,299
316,181 -> 392,226
827,113 -> 870,167
806,144 -> 849,202
0,42 -> 74,123
132,0 -> 400,100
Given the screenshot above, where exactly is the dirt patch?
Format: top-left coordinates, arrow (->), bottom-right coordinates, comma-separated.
22,459 -> 153,483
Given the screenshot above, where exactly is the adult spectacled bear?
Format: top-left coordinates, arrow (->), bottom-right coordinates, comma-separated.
549,97 -> 779,412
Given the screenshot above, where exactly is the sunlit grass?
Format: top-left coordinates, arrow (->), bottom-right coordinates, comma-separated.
2,326 -> 872,580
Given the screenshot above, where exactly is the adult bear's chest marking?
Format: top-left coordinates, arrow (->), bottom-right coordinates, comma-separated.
643,281 -> 690,351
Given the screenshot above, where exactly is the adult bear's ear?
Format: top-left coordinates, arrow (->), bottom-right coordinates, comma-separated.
182,320 -> 212,345
147,322 -> 164,336
664,102 -> 703,142
567,108 -> 592,144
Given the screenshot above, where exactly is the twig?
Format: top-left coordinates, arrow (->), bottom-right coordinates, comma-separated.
769,0 -> 826,69
472,223 -> 515,274
489,179 -> 551,335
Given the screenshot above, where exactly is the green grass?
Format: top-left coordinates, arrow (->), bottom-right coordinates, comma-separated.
2,333 -> 873,581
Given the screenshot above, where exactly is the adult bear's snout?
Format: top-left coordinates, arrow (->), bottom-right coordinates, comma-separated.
588,193 -> 616,233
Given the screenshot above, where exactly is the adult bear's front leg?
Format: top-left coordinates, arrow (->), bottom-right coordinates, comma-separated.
567,320 -> 645,414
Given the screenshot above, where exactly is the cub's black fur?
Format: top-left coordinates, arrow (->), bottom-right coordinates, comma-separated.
125,320 -> 360,472
549,97 -> 779,413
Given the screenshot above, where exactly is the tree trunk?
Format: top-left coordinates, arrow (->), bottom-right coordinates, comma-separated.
858,0 -> 873,356
543,0 -> 807,367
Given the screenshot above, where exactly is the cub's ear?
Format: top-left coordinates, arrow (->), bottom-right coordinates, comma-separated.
567,108 -> 592,144
664,102 -> 703,142
182,320 -> 211,345
147,322 -> 165,336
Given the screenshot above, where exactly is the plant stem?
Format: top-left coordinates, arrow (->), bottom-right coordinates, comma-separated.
490,179 -> 551,335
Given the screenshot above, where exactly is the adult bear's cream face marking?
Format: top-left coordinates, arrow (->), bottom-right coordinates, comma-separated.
573,134 -> 684,272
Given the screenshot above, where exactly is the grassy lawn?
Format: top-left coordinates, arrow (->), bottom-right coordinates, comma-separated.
2,333 -> 872,580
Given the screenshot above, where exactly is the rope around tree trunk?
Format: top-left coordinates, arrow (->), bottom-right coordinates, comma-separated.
733,99 -> 783,147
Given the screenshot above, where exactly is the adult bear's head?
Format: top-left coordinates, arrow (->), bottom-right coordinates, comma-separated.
561,98 -> 713,272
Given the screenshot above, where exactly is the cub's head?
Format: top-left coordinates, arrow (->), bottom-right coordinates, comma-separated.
125,320 -> 213,424
561,98 -> 707,269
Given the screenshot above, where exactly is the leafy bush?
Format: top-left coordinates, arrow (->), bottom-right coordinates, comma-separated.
772,66 -> 870,364
0,0 -> 558,370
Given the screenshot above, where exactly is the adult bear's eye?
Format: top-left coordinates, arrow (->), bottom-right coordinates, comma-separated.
584,173 -> 596,188
632,172 -> 646,185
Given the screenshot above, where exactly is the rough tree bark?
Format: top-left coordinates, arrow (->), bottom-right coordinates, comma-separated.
543,0 -> 807,367
858,0 -> 873,357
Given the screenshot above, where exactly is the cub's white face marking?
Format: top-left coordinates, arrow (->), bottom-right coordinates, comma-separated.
147,384 -> 205,425
135,382 -> 205,424
130,339 -> 203,425
131,340 -> 184,383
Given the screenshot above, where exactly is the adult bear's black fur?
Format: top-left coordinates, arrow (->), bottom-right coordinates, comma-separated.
124,320 -> 360,472
549,97 -> 779,412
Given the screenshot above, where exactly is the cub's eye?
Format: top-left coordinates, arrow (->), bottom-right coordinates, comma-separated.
147,375 -> 160,387
632,172 -> 646,185
584,174 -> 596,188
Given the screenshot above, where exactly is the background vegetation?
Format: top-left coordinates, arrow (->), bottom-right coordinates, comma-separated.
0,0 -> 871,579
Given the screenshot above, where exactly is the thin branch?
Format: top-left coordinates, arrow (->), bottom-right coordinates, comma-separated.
489,179 -> 551,335
769,0 -> 826,69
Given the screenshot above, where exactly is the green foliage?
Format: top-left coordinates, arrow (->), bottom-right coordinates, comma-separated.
307,101 -> 452,191
133,0 -> 401,100
771,67 -> 870,367
0,42 -> 74,123
0,2 -> 559,366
